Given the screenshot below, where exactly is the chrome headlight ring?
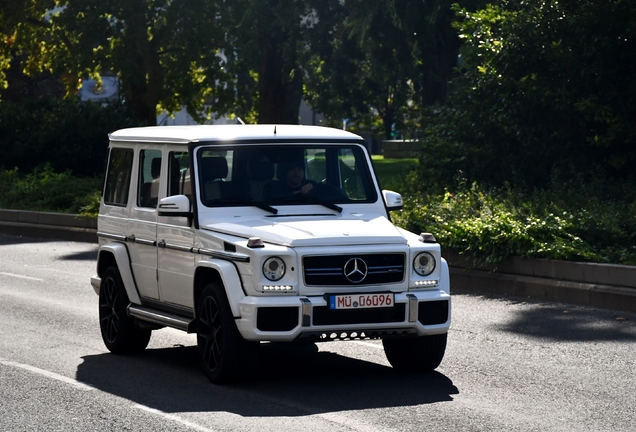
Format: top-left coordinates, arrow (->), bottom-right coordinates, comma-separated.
263,256 -> 286,281
413,252 -> 436,276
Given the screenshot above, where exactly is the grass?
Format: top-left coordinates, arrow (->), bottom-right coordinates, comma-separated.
370,155 -> 418,192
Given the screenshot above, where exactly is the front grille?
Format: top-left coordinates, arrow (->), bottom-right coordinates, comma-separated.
312,304 -> 406,325
303,253 -> 405,286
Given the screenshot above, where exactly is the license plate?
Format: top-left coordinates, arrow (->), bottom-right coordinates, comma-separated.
329,293 -> 394,310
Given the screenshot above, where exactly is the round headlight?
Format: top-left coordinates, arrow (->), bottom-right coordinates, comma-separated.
413,252 -> 436,276
263,257 -> 286,281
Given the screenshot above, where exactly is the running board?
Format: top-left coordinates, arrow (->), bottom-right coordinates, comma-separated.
127,304 -> 195,333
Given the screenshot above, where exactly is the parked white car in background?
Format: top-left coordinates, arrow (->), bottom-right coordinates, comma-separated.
91,124 -> 451,383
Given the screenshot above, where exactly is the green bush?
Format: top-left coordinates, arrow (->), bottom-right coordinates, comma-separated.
393,179 -> 636,266
0,165 -> 101,214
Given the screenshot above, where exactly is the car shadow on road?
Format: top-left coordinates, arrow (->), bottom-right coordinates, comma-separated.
455,291 -> 636,342
57,249 -> 98,261
0,233 -> 98,262
76,342 -> 458,416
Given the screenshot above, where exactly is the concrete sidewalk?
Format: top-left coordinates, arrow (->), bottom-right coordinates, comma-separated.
1,209 -> 635,313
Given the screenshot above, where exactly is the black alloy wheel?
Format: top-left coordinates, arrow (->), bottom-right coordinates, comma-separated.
197,283 -> 256,383
99,266 -> 151,354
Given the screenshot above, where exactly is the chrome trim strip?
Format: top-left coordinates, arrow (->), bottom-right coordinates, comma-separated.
97,231 -> 127,241
196,248 -> 250,263
300,297 -> 311,327
134,238 -> 156,246
406,293 -> 418,322
97,231 -> 249,263
163,243 -> 194,253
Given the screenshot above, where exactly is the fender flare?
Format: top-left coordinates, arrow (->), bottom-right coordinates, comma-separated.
440,257 -> 450,294
195,259 -> 246,317
97,243 -> 142,305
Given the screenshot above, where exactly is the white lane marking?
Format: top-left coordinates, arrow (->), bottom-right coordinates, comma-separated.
0,272 -> 44,282
133,404 -> 218,432
0,357 -> 94,391
0,357 -> 216,431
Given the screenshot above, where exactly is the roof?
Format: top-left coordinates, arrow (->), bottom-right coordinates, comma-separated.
108,124 -> 363,144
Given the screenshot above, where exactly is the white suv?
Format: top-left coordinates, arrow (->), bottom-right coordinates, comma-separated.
91,125 -> 451,383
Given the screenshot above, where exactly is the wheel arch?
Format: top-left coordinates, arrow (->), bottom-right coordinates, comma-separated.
194,260 -> 246,318
96,242 -> 142,304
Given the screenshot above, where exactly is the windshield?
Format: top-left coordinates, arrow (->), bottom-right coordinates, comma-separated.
197,144 -> 377,208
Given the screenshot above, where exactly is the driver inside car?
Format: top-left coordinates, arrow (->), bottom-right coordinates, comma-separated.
263,160 -> 316,199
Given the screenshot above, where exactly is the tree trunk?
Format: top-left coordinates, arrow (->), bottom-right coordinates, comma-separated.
120,5 -> 163,126
257,33 -> 302,124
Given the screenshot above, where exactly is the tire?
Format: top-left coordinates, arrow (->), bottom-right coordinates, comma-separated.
197,283 -> 256,383
383,333 -> 447,372
99,266 -> 151,354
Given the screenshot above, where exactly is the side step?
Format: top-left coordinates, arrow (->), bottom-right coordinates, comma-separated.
127,304 -> 195,333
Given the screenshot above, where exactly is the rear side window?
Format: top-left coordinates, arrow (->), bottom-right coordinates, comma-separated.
104,148 -> 134,206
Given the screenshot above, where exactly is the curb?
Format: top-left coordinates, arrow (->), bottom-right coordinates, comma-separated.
0,209 -> 97,243
445,250 -> 636,313
1,209 -> 635,313
449,267 -> 636,312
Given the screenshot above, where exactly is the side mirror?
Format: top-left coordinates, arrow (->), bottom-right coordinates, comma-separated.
382,190 -> 403,211
158,195 -> 192,218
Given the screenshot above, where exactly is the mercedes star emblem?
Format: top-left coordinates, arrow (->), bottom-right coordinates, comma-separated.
344,258 -> 368,283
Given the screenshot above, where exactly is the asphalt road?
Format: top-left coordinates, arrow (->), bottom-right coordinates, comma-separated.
0,233 -> 635,432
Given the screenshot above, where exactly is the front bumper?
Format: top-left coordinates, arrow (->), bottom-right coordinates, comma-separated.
235,289 -> 451,342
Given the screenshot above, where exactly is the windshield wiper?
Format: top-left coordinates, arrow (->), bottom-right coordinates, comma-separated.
288,195 -> 342,213
221,198 -> 278,214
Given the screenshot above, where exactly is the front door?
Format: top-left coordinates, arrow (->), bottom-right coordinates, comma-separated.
128,148 -> 162,300
157,150 -> 195,308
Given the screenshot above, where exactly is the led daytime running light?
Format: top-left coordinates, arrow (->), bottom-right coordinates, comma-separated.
263,285 -> 293,291
414,280 -> 439,287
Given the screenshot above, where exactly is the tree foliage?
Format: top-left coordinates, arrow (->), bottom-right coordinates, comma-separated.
417,0 -> 636,188
2,0 -> 233,125
223,0 -> 310,124
305,0 -> 483,139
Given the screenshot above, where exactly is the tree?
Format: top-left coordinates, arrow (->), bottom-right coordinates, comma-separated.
305,0 -> 482,140
420,0 -> 636,187
223,0 -> 311,124
2,0 -> 233,125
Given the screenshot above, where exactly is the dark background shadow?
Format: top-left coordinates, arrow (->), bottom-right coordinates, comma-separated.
76,342 -> 458,416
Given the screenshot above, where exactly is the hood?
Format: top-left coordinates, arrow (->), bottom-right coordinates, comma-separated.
201,215 -> 407,247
